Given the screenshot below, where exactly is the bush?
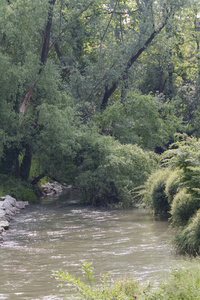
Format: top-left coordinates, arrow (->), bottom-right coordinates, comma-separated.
77,134 -> 158,207
161,136 -> 200,254
172,209 -> 200,255
0,174 -> 37,202
55,261 -> 200,300
165,170 -> 181,205
55,261 -> 142,300
170,189 -> 200,226
143,263 -> 200,299
140,169 -> 172,214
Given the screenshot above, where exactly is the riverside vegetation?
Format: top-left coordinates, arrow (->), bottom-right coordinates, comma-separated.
1,0 -> 200,297
55,260 -> 200,299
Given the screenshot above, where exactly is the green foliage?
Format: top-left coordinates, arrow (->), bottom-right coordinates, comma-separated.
172,209 -> 200,255
76,132 -> 158,207
170,188 -> 200,226
55,260 -> 200,299
162,135 -> 200,196
0,0 -> 195,216
94,92 -> 182,151
0,175 -> 36,202
0,185 -> 4,197
143,263 -> 200,299
0,129 -> 5,161
158,135 -> 200,253
35,103 -> 79,183
140,169 -> 172,214
165,170 -> 181,205
55,261 -> 141,300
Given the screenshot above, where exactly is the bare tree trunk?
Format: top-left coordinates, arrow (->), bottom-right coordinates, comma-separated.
41,0 -> 56,65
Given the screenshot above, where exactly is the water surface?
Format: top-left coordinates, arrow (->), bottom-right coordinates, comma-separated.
0,190 -> 179,299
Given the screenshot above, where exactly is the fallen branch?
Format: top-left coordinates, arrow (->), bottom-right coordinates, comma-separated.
19,79 -> 38,115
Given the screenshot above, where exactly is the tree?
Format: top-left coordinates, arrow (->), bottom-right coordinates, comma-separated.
0,0 -> 187,186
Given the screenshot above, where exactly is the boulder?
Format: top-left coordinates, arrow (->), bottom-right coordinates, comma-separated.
0,220 -> 9,230
16,201 -> 29,209
0,195 -> 29,242
4,195 -> 17,206
41,181 -> 64,195
0,210 -> 7,220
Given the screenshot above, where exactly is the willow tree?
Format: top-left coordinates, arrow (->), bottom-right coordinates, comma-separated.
53,0 -> 186,109
0,0 -> 186,183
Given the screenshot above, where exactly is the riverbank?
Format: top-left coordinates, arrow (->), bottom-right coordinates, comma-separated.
0,195 -> 29,242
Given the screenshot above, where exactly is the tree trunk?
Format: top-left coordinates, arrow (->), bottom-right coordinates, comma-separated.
31,173 -> 45,185
18,0 -> 56,182
20,146 -> 32,182
41,0 -> 56,65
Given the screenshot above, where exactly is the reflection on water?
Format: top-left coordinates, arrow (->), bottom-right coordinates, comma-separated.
0,190 -> 179,299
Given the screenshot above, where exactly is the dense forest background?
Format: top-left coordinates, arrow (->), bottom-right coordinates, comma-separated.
1,0 -> 200,254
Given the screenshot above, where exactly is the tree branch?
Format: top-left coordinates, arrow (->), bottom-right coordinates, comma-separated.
100,14 -> 170,109
101,1 -> 118,43
41,0 -> 56,65
19,80 -> 38,115
49,1 -> 94,52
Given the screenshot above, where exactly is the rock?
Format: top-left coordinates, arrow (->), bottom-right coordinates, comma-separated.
16,201 -> 29,209
41,181 -> 64,195
0,210 -> 6,221
0,220 -> 9,230
2,202 -> 19,215
4,195 -> 17,206
0,195 -> 29,242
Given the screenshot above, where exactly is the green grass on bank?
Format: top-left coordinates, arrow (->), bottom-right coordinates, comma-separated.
55,259 -> 200,300
0,174 -> 37,202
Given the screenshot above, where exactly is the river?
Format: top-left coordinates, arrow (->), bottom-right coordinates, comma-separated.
0,190 -> 180,299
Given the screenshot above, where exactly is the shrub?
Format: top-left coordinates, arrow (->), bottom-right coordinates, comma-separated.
140,169 -> 171,214
172,209 -> 200,255
143,263 -> 200,299
0,174 -> 37,203
55,261 -> 142,300
18,186 -> 37,203
162,135 -> 200,196
170,189 -> 200,226
77,135 -> 158,207
55,261 -> 200,300
161,135 -> 200,254
165,170 -> 181,205
78,169 -> 119,206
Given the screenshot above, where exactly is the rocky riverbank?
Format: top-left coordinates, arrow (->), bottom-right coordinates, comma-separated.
0,195 -> 29,242
40,181 -> 73,195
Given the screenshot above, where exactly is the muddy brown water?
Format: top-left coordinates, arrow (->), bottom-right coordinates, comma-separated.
0,190 -> 180,299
